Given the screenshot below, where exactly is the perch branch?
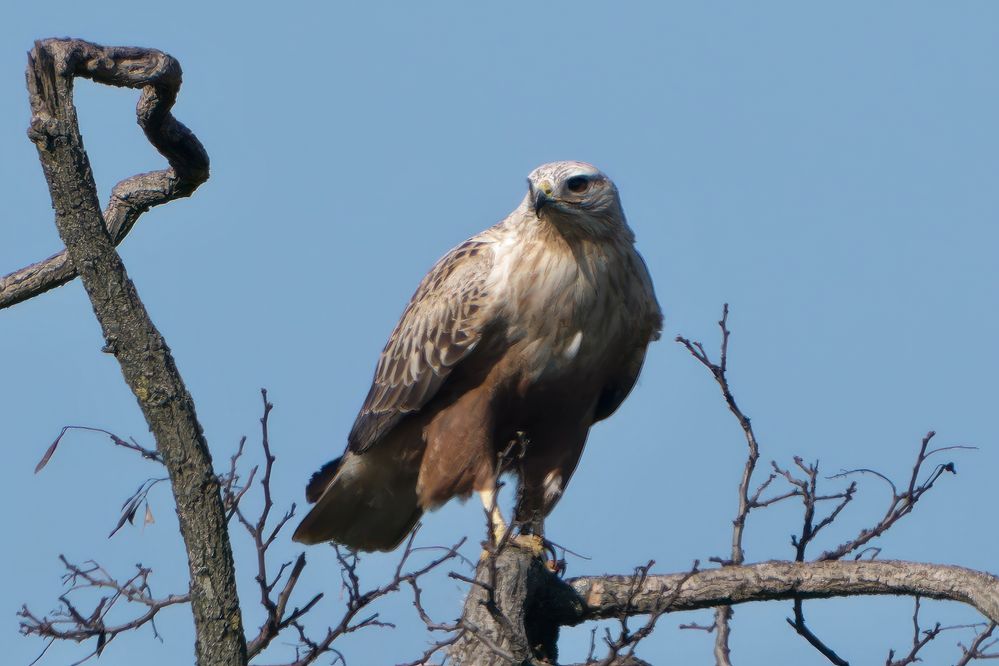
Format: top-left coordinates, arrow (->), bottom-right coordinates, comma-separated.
568,560 -> 999,625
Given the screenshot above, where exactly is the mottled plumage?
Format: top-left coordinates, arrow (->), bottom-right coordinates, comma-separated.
293,161 -> 662,551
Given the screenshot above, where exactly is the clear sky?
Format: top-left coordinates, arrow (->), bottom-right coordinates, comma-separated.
2,2 -> 997,665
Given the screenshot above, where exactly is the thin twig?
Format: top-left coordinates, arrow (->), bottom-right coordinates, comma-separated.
19,556 -> 190,662
677,304 -> 758,665
820,432 -> 960,561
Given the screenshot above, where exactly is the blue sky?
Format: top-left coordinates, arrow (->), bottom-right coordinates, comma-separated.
2,2 -> 998,664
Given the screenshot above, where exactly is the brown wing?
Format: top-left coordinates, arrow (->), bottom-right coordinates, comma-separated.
348,238 -> 495,452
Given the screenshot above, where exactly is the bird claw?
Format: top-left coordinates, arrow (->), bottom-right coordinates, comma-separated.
478,533 -> 565,574
479,534 -> 545,560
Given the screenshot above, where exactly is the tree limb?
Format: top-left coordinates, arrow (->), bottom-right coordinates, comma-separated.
676,303 -> 761,665
568,560 -> 999,626
0,38 -> 208,310
18,556 -> 190,662
23,38 -> 243,666
447,545 -> 999,665
449,547 -> 572,665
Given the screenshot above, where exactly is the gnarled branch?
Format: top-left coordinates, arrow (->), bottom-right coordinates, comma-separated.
1,38 -> 208,310
23,38 -> 242,666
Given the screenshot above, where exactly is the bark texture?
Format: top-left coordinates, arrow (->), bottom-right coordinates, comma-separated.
24,39 -> 244,666
449,550 -> 999,664
1,39 -> 208,309
449,548 -> 583,665
569,560 -> 999,624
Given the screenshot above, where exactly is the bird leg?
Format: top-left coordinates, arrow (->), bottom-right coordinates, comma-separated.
478,488 -> 547,558
479,487 -> 507,546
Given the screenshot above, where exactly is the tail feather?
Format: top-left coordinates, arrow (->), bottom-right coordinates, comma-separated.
292,452 -> 423,552
305,456 -> 342,503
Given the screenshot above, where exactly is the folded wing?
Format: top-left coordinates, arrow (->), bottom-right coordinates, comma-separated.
348,238 -> 496,453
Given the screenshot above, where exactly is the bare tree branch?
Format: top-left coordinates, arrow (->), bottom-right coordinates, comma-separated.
591,561 -> 700,665
786,598 -> 849,666
956,623 -> 999,665
676,303 -> 761,665
230,393 -> 315,659
773,458 -> 856,662
280,530 -> 466,666
568,560 -> 999,625
23,389 -> 466,665
820,431 -> 962,561
22,38 -> 243,666
222,389 -> 327,661
449,546 -> 573,665
34,426 -> 162,474
1,40 -> 209,310
19,556 -> 190,663
879,597 -> 985,666
444,549 -> 999,664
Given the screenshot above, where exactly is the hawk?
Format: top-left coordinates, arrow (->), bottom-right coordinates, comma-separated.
293,161 -> 662,551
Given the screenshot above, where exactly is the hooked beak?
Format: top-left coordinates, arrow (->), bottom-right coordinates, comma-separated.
531,179 -> 554,215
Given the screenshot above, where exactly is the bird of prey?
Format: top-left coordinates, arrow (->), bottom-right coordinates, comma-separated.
293,161 -> 662,551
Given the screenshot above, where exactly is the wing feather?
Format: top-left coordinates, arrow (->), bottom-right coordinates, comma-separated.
348,239 -> 495,452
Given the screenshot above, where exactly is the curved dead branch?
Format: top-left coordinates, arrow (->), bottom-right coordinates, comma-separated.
22,38 -> 241,666
0,38 -> 208,310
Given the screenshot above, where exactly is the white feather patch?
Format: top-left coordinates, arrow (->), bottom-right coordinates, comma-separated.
563,330 -> 583,360
543,471 -> 563,504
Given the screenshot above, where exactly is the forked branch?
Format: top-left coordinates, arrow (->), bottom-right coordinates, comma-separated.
1,39 -> 208,309
676,304 -> 764,665
23,391 -> 467,665
21,38 -> 241,666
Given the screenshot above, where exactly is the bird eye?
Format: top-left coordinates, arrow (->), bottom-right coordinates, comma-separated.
565,176 -> 590,194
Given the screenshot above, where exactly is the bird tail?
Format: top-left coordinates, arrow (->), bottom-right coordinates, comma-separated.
291,451 -> 423,552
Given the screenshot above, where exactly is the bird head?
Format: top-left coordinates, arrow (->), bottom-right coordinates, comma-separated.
525,161 -> 627,238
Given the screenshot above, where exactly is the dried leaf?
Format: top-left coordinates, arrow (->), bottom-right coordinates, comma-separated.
34,427 -> 69,473
144,502 -> 155,526
109,498 -> 140,538
121,482 -> 146,510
